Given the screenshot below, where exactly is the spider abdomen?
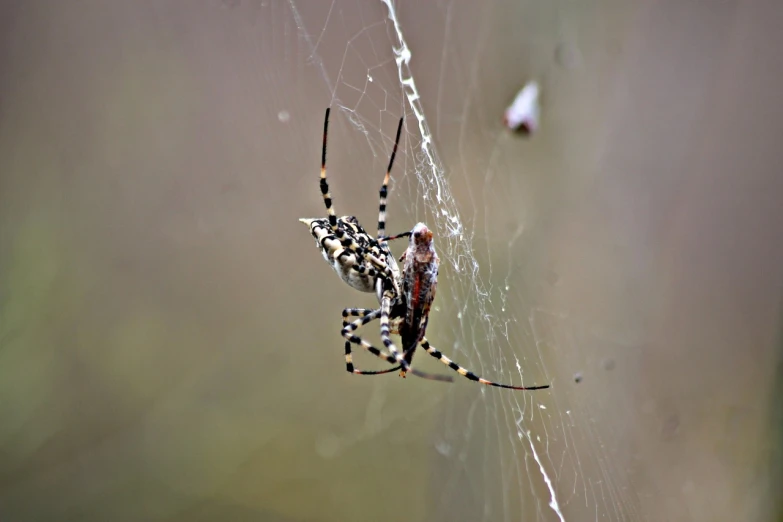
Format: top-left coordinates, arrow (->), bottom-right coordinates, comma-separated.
299,216 -> 399,295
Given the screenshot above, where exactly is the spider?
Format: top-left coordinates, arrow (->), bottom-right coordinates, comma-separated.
299,107 -> 421,377
301,108 -> 550,390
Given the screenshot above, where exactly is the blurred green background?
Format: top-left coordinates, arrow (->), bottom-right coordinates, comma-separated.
1,1 -> 782,521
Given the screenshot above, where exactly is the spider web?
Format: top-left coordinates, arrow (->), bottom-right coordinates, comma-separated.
0,1 -> 778,521
280,1 -> 636,521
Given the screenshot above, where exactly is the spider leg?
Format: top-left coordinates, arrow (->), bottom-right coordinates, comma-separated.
377,116 -> 404,238
320,108 -> 337,228
418,337 -> 550,390
379,231 -> 411,242
316,108 -> 358,249
315,109 -> 364,261
342,308 -> 412,376
378,295 -> 453,383
341,308 -> 401,375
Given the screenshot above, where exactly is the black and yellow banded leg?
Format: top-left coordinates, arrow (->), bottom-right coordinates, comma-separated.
378,296 -> 453,383
319,108 -> 338,228
419,338 -> 550,391
341,308 -> 401,376
379,231 -> 412,242
377,116 -> 404,238
342,307 -> 374,319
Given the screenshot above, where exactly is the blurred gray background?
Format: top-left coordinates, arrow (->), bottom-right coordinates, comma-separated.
1,1 -> 781,521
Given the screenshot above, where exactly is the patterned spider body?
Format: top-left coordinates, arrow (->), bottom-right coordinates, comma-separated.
299,215 -> 399,297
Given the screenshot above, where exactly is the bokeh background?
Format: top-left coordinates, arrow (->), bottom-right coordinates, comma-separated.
1,1 -> 781,521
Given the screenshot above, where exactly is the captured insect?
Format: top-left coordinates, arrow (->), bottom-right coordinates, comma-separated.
301,108 -> 550,390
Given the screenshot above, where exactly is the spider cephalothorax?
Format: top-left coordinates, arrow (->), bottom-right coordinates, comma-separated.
301,108 -> 550,391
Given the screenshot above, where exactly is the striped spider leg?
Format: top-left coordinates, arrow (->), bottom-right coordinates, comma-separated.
341,308 -> 401,376
380,223 -> 551,390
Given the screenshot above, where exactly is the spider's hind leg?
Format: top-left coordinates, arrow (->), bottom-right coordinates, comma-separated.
341,308 -> 401,376
418,337 -> 550,391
